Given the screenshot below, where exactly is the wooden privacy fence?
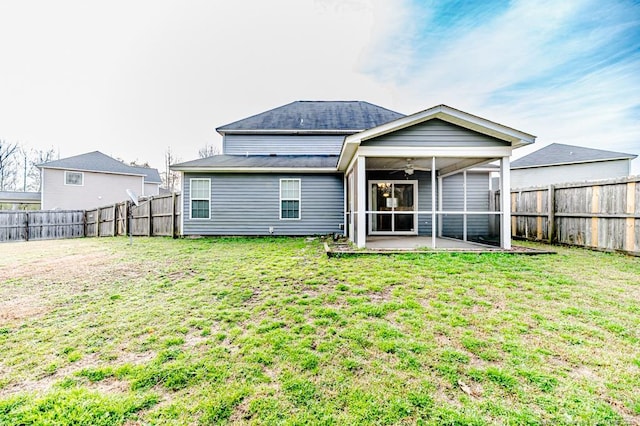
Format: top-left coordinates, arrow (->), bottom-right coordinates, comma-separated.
0,193 -> 181,242
0,210 -> 85,242
85,192 -> 182,238
510,176 -> 639,255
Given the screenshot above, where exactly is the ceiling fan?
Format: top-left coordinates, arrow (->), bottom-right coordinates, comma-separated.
390,158 -> 429,175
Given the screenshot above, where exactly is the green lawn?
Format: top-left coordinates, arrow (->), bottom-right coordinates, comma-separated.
0,237 -> 638,425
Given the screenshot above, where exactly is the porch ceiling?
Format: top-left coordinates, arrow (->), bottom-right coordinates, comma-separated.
365,157 -> 496,174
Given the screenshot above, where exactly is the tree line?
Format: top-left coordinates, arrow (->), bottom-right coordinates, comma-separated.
0,140 -> 57,192
0,140 -> 221,193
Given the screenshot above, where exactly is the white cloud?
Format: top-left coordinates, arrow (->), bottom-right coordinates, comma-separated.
363,0 -> 640,172
0,0 -> 637,175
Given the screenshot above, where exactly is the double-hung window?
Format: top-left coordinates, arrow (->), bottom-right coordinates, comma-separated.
280,179 -> 300,220
65,171 -> 83,186
190,178 -> 210,219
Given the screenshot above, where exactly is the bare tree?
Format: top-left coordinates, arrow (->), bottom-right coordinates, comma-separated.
28,147 -> 57,191
162,147 -> 182,192
198,143 -> 220,158
0,140 -> 19,191
129,160 -> 150,168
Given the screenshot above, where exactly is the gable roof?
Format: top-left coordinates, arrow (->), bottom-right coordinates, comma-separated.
511,143 -> 637,169
216,101 -> 405,134
38,151 -> 162,183
171,155 -> 338,173
338,104 -> 536,170
129,165 -> 162,184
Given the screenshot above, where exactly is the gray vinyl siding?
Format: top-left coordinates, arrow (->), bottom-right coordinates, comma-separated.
441,172 -> 490,237
511,160 -> 631,189
362,119 -> 509,147
183,173 -> 343,235
223,134 -> 345,156
417,171 -> 434,235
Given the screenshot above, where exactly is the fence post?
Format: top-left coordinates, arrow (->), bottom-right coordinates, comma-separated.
24,212 -> 29,242
123,201 -> 129,237
171,192 -> 177,239
591,185 -> 600,247
112,204 -> 117,236
148,196 -> 153,237
626,181 -> 636,252
547,185 -> 555,243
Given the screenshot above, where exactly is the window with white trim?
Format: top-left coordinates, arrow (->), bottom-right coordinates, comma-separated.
280,179 -> 300,220
64,171 -> 84,186
190,178 -> 210,219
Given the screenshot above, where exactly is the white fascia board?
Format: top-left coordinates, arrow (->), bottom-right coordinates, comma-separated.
39,166 -> 146,177
356,146 -> 513,158
344,153 -> 360,175
337,142 -> 359,171
431,106 -> 536,146
171,167 -> 338,173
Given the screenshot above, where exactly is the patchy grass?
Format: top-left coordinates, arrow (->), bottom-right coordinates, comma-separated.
0,237 -> 639,425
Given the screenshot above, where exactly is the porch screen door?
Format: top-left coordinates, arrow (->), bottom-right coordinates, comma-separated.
369,181 -> 417,234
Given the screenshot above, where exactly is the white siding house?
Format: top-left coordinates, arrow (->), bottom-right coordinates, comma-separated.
511,143 -> 637,188
38,151 -> 162,210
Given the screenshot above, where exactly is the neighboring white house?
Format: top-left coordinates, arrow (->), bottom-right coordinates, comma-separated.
38,151 -> 162,210
511,143 -> 637,188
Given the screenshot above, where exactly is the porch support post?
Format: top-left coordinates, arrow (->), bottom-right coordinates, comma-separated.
500,156 -> 511,249
431,157 -> 436,249
343,174 -> 347,237
437,176 -> 443,237
356,156 -> 367,248
463,170 -> 467,241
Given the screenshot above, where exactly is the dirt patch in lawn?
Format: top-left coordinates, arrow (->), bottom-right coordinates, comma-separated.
0,295 -> 48,321
0,250 -> 121,283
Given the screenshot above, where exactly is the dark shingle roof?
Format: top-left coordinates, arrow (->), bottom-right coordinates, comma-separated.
511,143 -> 637,169
38,151 -> 161,183
216,101 -> 405,133
172,155 -> 338,169
129,165 -> 162,184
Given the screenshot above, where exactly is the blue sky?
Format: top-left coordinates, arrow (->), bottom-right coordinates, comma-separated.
0,0 -> 638,173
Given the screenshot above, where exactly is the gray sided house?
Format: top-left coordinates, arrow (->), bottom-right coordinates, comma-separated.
38,151 -> 162,210
511,143 -> 637,188
172,101 -> 536,249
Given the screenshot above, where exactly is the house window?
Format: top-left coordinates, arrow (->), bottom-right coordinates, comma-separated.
64,171 -> 84,186
190,178 -> 210,219
280,179 -> 300,220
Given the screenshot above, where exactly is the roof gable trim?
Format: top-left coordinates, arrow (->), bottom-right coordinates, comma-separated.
337,105 -> 535,170
41,165 -> 146,178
